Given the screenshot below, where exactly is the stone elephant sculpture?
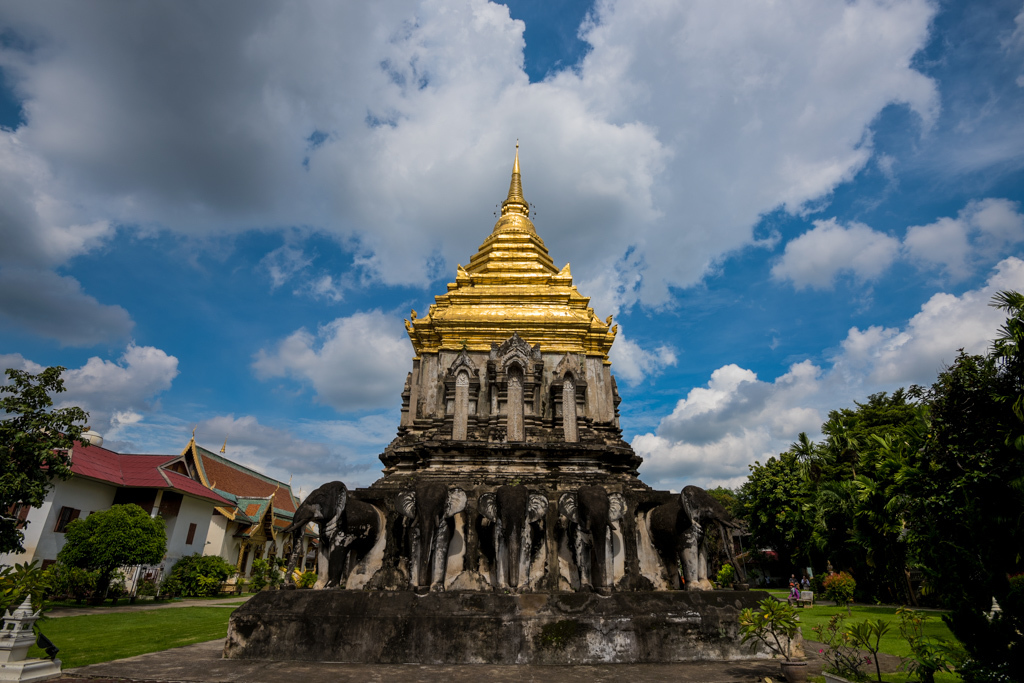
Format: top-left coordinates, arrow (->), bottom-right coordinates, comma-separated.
558,486 -> 626,594
479,486 -> 548,591
396,482 -> 467,592
282,481 -> 382,589
648,485 -> 740,591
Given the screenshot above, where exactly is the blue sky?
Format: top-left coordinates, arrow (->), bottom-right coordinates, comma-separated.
1,0 -> 1022,496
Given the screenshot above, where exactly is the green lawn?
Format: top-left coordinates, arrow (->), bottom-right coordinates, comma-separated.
786,602 -> 960,683
30,606 -> 236,668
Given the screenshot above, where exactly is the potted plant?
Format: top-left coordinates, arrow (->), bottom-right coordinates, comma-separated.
738,597 -> 807,682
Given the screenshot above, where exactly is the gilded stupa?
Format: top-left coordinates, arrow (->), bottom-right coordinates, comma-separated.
378,144 -> 643,487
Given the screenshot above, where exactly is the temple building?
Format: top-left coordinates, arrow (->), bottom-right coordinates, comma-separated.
380,145 -> 643,489
226,147 -> 758,667
176,437 -> 316,578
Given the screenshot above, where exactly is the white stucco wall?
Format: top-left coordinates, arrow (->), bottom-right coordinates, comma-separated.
0,477 -> 117,567
203,512 -> 229,559
163,494 -> 216,569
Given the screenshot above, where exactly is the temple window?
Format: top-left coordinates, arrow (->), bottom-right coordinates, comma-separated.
507,364 -> 525,441
453,370 -> 470,440
563,374 -> 578,442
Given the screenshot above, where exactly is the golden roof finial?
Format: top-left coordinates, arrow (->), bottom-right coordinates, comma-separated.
220,438 -> 227,454
501,141 -> 528,217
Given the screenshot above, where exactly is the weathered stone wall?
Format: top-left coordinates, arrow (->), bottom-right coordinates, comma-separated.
225,590 -> 775,664
398,348 -> 621,445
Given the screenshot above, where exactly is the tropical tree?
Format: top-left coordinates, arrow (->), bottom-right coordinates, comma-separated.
737,452 -> 813,575
893,292 -> 1024,678
57,504 -> 166,602
1,366 -> 88,554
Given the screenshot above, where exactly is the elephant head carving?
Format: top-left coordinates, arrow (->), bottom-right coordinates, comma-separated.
397,482 -> 467,591
648,485 -> 739,591
558,486 -> 626,594
283,481 -> 382,589
479,485 -> 548,590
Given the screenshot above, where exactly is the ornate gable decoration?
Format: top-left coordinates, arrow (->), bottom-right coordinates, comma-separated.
446,349 -> 479,379
552,352 -> 583,382
490,332 -> 540,371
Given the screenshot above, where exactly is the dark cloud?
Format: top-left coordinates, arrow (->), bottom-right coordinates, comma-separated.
0,267 -> 133,346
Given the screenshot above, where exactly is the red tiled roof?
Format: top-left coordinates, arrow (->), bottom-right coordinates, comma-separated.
194,450 -> 296,514
244,503 -> 262,517
70,442 -> 230,506
163,470 -> 232,505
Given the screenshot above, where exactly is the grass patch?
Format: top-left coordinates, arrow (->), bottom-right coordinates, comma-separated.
794,604 -> 956,657
793,603 -> 959,683
30,606 -> 236,668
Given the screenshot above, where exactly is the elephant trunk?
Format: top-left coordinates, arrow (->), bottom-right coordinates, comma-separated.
507,521 -> 523,587
591,518 -> 611,590
415,516 -> 437,588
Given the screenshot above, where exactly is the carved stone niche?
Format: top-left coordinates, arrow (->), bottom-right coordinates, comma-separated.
487,333 -> 543,442
443,350 -> 481,441
550,353 -> 588,443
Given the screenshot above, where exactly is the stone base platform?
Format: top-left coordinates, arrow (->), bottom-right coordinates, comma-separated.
224,589 -> 770,665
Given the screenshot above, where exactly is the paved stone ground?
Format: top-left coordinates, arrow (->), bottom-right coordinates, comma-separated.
59,638 -> 906,683
62,640 -> 786,682
47,596 -> 251,618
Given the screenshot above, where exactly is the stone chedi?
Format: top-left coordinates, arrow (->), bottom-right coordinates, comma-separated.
387,144 -> 637,483
226,148 -> 762,665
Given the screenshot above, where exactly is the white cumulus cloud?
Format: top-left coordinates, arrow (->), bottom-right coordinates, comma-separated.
253,310 -> 410,412
904,198 -> 1024,278
608,326 -> 677,386
0,0 -> 938,319
635,257 -> 1024,491
0,344 -> 179,437
771,218 -> 901,289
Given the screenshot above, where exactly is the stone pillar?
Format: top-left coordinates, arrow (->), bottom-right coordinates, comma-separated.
452,372 -> 469,440
507,366 -> 524,441
562,376 -> 578,442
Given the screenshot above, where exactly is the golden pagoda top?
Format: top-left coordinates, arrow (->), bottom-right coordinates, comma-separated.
405,145 -> 617,360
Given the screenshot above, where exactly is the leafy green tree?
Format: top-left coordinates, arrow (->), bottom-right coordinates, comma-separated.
899,349 -> 1023,676
1,367 -> 88,554
737,452 -> 813,574
705,486 -> 740,518
0,560 -> 52,612
57,504 -> 166,602
799,392 -> 924,602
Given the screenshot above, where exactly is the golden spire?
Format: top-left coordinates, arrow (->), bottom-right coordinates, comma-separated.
494,141 -> 533,233
403,146 -> 617,360
220,438 -> 227,454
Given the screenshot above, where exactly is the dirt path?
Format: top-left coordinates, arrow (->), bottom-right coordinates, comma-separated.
47,596 -> 250,618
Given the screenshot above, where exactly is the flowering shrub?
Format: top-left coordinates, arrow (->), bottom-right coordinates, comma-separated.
822,571 -> 856,614
716,563 -> 735,586
811,614 -> 868,681
895,607 -> 954,683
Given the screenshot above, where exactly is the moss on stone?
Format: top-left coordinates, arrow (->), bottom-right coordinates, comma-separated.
536,619 -> 580,650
